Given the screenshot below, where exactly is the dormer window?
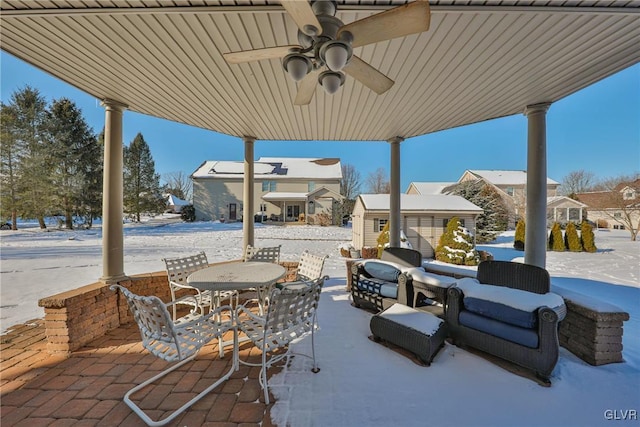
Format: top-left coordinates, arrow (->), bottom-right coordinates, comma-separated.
623,190 -> 635,200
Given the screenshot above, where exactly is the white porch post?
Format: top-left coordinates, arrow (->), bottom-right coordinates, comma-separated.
389,136 -> 404,247
100,99 -> 128,283
243,136 -> 255,251
524,103 -> 551,268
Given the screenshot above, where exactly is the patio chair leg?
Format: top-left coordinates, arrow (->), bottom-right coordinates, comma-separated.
124,329 -> 238,427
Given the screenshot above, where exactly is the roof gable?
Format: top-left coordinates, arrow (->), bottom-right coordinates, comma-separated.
192,157 -> 342,180
358,194 -> 482,212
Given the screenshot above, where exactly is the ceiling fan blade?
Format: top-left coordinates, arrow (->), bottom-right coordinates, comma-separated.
223,45 -> 300,64
337,0 -> 430,48
294,68 -> 322,105
343,56 -> 394,95
281,1 -> 323,36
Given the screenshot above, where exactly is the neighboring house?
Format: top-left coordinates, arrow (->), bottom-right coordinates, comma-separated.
166,194 -> 190,213
546,196 -> 588,226
408,170 -> 562,228
191,157 -> 343,223
575,179 -> 640,231
351,194 -> 483,258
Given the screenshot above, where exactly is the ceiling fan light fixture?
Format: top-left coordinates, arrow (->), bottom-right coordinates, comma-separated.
319,70 -> 345,94
283,54 -> 312,81
319,40 -> 352,71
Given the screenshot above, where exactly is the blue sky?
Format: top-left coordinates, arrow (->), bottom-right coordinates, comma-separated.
1,51 -> 638,191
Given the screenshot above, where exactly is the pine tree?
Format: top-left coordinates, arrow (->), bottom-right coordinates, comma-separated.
0,103 -> 20,229
514,219 -> 525,251
123,133 -> 164,222
435,217 -> 479,266
452,181 -> 508,243
45,98 -> 99,229
581,220 -> 597,253
564,222 -> 582,252
549,222 -> 565,251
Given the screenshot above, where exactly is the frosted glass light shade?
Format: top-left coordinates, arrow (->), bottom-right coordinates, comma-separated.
319,71 -> 345,94
283,54 -> 312,81
325,44 -> 349,71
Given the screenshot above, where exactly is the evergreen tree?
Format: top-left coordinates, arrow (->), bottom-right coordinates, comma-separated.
0,103 -> 20,229
123,133 -> 164,221
451,181 -> 509,243
8,86 -> 52,228
581,220 -> 597,253
435,217 -> 479,266
76,130 -> 103,228
564,222 -> 582,252
514,219 -> 525,250
549,222 -> 565,251
45,98 -> 99,229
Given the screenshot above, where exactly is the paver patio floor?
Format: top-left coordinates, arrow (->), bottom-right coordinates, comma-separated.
1,316 -> 280,426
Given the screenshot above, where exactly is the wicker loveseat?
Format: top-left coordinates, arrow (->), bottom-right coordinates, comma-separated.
445,261 -> 566,384
350,248 -> 421,312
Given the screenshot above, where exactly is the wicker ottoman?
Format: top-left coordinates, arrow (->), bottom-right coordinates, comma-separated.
370,303 -> 447,366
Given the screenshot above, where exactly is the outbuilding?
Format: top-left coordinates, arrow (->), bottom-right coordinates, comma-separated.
351,194 -> 483,258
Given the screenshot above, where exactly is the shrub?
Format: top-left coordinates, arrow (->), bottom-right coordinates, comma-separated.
314,212 -> 332,226
376,221 -> 390,258
581,220 -> 597,252
435,217 -> 479,266
514,220 -> 525,251
597,219 -> 609,229
180,205 -> 195,222
549,222 -> 565,251
564,222 -> 582,252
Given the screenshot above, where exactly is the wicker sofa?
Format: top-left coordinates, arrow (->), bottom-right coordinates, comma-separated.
445,261 -> 566,384
350,248 -> 422,312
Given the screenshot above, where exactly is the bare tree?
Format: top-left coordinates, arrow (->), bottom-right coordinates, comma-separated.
559,170 -> 596,196
163,171 -> 193,201
365,167 -> 390,193
340,163 -> 361,200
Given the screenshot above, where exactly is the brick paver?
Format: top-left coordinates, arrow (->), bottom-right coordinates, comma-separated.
0,315 -> 279,426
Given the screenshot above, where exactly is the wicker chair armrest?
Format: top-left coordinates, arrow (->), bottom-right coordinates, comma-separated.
445,287 -> 464,320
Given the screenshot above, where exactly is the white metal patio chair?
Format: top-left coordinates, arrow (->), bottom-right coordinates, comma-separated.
276,250 -> 328,291
110,284 -> 237,427
163,252 -> 237,320
241,245 -> 282,310
236,275 -> 327,404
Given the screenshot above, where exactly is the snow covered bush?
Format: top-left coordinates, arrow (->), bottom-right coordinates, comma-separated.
514,219 -> 525,251
435,217 -> 479,266
564,222 -> 582,252
376,221 -> 412,257
180,205 -> 195,222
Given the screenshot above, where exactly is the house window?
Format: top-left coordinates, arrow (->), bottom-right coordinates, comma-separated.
443,218 -> 465,228
614,212 -> 622,219
308,181 -> 315,192
262,181 -> 277,192
506,187 -> 514,196
374,218 -> 388,232
259,203 -> 267,212
623,191 -> 635,200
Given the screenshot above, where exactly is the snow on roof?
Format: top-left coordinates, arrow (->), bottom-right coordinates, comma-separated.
191,157 -> 342,179
407,182 -> 456,195
547,196 -> 588,207
466,170 -> 559,186
166,194 -> 190,206
359,194 -> 483,212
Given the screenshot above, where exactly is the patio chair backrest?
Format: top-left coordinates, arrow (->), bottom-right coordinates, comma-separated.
163,252 -> 209,286
110,285 -> 192,362
244,245 -> 281,263
297,250 -> 328,281
262,275 -> 326,353
477,260 -> 550,294
381,247 -> 422,268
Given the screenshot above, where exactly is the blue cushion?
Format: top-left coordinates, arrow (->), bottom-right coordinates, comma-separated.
363,262 -> 401,283
356,277 -> 398,299
464,297 -> 538,329
459,311 -> 539,348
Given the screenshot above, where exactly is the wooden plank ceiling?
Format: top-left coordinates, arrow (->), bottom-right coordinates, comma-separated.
1,1 -> 639,141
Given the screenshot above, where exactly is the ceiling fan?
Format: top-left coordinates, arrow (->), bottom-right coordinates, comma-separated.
223,0 -> 431,105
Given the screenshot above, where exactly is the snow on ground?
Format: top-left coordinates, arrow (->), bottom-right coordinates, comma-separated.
1,221 -> 639,426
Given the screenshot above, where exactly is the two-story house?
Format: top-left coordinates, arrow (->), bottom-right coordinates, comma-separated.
191,157 -> 343,223
576,178 -> 640,232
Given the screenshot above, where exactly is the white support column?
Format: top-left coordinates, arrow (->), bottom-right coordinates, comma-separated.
388,136 -> 404,248
100,99 -> 128,283
243,136 -> 255,251
524,103 -> 551,268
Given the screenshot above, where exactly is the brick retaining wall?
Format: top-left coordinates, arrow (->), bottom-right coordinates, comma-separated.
38,260 -> 299,354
